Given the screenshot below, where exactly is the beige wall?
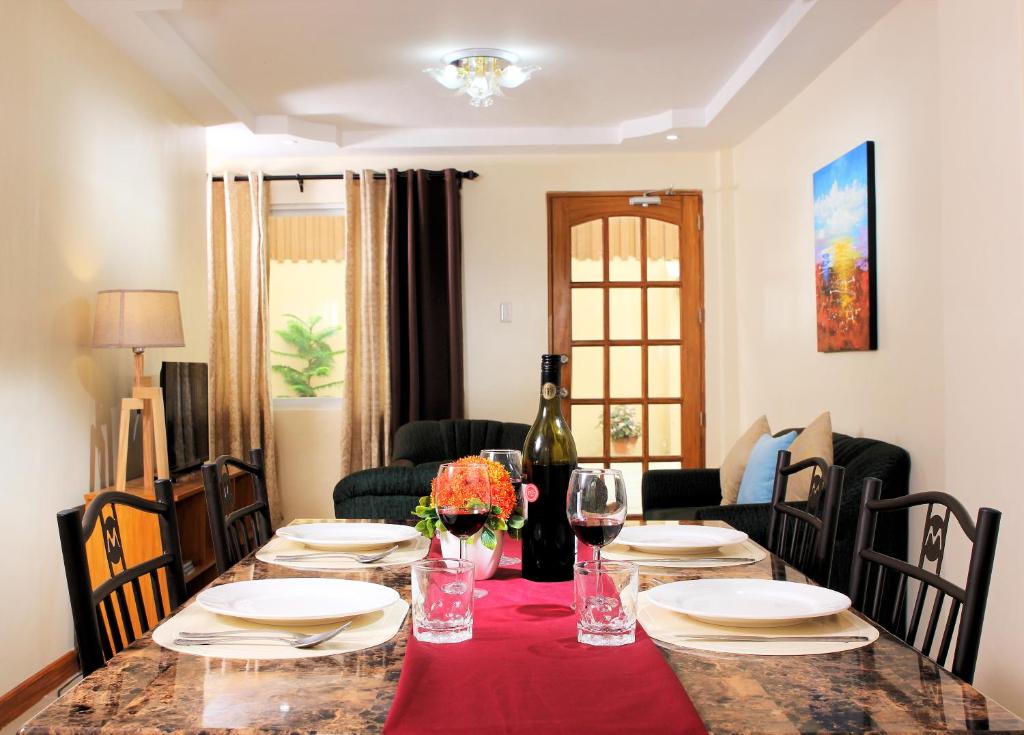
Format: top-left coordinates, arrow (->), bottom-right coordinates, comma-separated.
0,0 -> 206,699
211,152 -> 726,521
727,0 -> 1024,712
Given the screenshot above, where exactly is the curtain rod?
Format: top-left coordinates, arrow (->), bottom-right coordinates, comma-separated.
210,170 -> 478,184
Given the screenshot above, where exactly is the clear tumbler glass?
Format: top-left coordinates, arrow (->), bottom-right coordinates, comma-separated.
411,559 -> 475,643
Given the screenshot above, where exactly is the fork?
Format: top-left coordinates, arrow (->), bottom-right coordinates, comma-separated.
174,620 -> 354,649
273,545 -> 399,563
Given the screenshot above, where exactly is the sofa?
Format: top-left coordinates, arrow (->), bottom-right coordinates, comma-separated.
333,419 -> 530,519
641,432 -> 910,594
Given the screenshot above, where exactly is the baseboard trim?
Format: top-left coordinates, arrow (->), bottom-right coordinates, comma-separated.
0,651 -> 78,729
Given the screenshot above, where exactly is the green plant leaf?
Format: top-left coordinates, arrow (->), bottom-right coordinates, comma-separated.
507,514 -> 525,529
481,527 -> 497,550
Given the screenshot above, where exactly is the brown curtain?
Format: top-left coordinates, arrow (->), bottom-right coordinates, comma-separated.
207,172 -> 281,524
340,171 -> 391,475
387,169 -> 465,429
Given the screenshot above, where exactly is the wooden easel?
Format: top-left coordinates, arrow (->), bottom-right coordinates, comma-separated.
115,350 -> 169,492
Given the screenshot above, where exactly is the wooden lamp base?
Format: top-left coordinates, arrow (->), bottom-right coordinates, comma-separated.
115,349 -> 170,492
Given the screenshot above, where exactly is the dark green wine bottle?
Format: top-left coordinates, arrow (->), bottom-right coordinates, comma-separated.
521,354 -> 578,582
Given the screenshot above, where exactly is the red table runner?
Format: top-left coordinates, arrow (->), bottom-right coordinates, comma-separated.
384,538 -> 707,734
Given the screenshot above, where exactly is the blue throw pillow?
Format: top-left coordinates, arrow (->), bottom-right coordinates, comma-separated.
735,431 -> 798,504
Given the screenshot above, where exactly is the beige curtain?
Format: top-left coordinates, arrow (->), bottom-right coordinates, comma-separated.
571,216 -> 680,261
207,172 -> 281,524
340,170 -> 391,475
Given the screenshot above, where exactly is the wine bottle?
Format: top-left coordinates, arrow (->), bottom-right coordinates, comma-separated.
521,354 -> 578,582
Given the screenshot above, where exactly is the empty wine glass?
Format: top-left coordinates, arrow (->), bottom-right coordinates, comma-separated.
479,449 -> 523,566
566,468 -> 627,563
435,462 -> 492,598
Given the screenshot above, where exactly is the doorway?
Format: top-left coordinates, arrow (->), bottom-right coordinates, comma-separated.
547,191 -> 705,512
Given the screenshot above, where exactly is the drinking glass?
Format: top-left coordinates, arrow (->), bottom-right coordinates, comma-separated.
479,449 -> 523,565
574,560 -> 639,646
435,462 -> 492,598
566,468 -> 627,563
411,559 -> 475,643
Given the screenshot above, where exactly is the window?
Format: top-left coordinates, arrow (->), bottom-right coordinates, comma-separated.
267,206 -> 346,400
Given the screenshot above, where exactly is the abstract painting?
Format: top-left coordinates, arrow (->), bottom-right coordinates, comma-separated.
813,141 -> 876,352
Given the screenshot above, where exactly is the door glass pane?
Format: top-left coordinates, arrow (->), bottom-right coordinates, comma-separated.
570,346 -> 604,399
647,287 -> 680,339
610,462 -> 644,513
649,461 -> 682,470
609,346 -> 641,398
571,219 -> 603,282
571,288 -> 604,341
571,404 -> 605,458
648,345 -> 680,398
609,404 -> 642,458
647,219 -> 680,281
608,217 -> 641,281
648,404 -> 681,456
608,288 -> 641,340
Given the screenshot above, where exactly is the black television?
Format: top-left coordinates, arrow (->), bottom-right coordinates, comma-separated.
160,362 -> 210,477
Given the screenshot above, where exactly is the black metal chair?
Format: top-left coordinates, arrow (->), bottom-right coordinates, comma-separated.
850,482 -> 1000,684
766,449 -> 844,587
202,447 -> 272,573
56,480 -> 186,676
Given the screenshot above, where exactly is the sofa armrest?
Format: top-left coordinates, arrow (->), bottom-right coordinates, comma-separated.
642,469 -> 722,514
694,502 -> 773,546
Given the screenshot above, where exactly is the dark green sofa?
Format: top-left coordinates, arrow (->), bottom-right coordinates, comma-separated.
333,419 -> 530,520
642,432 -> 910,593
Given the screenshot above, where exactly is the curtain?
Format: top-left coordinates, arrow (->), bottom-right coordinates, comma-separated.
387,169 -> 465,429
207,172 -> 282,524
340,171 -> 391,475
571,215 -> 680,261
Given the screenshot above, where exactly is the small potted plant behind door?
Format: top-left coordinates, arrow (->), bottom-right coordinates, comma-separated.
609,405 -> 641,455
412,456 -> 524,579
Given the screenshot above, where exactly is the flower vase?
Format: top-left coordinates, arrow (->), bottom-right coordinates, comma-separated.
438,529 -> 504,580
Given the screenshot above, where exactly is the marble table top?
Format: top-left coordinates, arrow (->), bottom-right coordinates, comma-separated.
22,520 -> 1024,734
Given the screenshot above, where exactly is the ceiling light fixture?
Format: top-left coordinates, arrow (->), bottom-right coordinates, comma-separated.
666,134 -> 679,141
425,48 -> 540,107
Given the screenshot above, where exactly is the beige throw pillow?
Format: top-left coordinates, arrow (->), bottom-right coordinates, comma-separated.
720,415 -> 771,505
786,411 -> 834,501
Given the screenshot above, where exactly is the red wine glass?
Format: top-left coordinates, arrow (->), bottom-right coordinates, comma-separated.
435,463 -> 492,598
566,468 -> 627,564
479,449 -> 523,565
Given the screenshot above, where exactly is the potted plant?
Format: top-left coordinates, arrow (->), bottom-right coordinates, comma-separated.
412,456 -> 524,579
609,405 -> 641,455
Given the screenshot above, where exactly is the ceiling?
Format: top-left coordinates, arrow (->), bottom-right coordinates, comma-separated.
67,0 -> 898,155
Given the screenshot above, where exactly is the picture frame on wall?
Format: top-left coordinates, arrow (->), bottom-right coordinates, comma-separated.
813,140 -> 877,352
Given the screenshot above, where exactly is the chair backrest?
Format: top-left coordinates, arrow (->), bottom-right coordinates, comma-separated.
766,449 -> 844,587
56,480 -> 186,676
202,447 -> 272,573
850,482 -> 1000,684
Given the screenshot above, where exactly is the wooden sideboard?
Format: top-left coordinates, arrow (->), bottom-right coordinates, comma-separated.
82,469 -> 254,628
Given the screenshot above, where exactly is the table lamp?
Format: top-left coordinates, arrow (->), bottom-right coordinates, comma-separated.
92,289 -> 185,492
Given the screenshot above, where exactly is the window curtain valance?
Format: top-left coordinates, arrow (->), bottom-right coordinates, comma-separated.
571,216 -> 680,261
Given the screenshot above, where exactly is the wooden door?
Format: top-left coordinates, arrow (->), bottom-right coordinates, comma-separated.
547,192 -> 705,513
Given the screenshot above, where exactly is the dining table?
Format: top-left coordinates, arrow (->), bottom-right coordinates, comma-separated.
22,519 -> 1024,734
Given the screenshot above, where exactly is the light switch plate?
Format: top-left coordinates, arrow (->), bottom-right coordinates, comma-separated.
499,303 -> 512,322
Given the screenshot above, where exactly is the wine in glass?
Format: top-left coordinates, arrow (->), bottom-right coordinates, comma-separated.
566,468 -> 627,563
434,462 -> 492,598
479,449 -> 524,566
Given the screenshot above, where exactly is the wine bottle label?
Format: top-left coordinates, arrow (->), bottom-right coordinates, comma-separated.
524,483 -> 540,502
541,382 -> 557,400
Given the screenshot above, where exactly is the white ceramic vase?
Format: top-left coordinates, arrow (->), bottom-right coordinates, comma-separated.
438,529 -> 504,580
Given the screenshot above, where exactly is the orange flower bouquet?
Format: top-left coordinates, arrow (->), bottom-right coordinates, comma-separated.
412,456 -> 525,550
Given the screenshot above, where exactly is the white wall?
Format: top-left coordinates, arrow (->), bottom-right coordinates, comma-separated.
727,0 -> 1024,713
211,152 -> 727,519
0,0 -> 206,698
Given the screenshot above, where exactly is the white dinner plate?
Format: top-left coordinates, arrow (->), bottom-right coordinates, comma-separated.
646,578 -> 852,628
615,525 -> 748,555
275,522 -> 420,551
197,578 -> 400,625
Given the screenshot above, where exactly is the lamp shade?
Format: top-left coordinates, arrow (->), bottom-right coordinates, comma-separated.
92,289 -> 185,349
